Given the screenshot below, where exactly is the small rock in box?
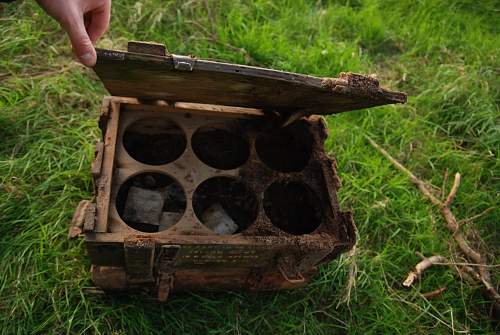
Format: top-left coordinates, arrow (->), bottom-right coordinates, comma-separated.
123,186 -> 163,225
201,203 -> 239,235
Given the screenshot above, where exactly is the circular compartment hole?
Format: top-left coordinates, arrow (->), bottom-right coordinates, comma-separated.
263,181 -> 321,235
123,118 -> 187,165
192,124 -> 250,170
255,121 -> 313,172
193,177 -> 258,234
116,172 -> 187,233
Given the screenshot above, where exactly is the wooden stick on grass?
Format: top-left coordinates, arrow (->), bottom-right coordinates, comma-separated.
365,135 -> 500,309
422,287 -> 447,299
403,254 -> 447,287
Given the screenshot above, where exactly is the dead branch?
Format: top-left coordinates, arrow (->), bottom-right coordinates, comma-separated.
422,287 -> 447,299
366,135 -> 500,308
455,266 -> 476,285
444,172 -> 460,207
403,255 -> 447,287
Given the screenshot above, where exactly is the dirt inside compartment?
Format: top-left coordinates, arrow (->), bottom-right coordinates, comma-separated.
263,180 -> 322,235
123,117 -> 187,165
191,124 -> 250,170
255,120 -> 314,173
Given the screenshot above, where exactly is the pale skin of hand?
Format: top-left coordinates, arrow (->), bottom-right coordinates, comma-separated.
36,0 -> 111,67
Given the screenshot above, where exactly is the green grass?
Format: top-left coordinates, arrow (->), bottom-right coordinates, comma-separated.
1,0 -> 498,333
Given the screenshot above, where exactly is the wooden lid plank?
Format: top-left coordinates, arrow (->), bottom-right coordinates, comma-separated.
93,47 -> 406,118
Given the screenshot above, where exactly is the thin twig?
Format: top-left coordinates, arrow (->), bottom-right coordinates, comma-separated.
390,291 -> 467,333
456,265 -> 477,284
422,287 -> 447,299
445,173 -> 460,207
458,207 -> 495,226
433,262 -> 500,268
403,255 -> 447,287
365,136 -> 441,205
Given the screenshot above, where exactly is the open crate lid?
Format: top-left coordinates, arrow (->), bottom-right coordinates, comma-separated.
93,41 -> 406,122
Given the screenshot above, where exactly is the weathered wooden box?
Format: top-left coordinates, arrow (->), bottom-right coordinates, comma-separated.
72,41 -> 406,301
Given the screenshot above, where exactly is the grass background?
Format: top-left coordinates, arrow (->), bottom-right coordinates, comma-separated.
0,0 -> 498,333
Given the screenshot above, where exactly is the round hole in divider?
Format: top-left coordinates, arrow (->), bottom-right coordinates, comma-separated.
255,120 -> 314,172
192,177 -> 258,234
123,117 -> 187,165
192,124 -> 250,170
263,180 -> 322,235
116,172 -> 186,233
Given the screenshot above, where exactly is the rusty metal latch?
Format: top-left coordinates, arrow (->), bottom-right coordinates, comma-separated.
124,238 -> 156,284
277,254 -> 305,284
157,245 -> 180,302
172,54 -> 196,71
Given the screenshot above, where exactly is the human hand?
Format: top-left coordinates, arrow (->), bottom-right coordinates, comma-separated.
36,0 -> 111,67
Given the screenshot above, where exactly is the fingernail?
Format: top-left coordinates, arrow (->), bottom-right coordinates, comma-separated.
80,52 -> 95,67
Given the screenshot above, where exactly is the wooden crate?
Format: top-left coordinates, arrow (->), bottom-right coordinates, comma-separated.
71,41 -> 406,301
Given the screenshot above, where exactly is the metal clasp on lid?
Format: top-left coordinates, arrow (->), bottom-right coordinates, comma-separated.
172,54 -> 196,71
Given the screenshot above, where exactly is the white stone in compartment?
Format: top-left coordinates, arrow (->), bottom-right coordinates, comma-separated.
123,186 -> 163,225
201,203 -> 239,235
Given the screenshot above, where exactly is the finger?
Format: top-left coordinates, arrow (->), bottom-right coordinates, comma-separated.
64,17 -> 96,67
86,2 -> 111,44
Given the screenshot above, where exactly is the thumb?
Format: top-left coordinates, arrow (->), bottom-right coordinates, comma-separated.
65,19 -> 96,67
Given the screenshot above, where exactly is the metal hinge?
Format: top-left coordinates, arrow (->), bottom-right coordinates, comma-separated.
172,54 -> 196,71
